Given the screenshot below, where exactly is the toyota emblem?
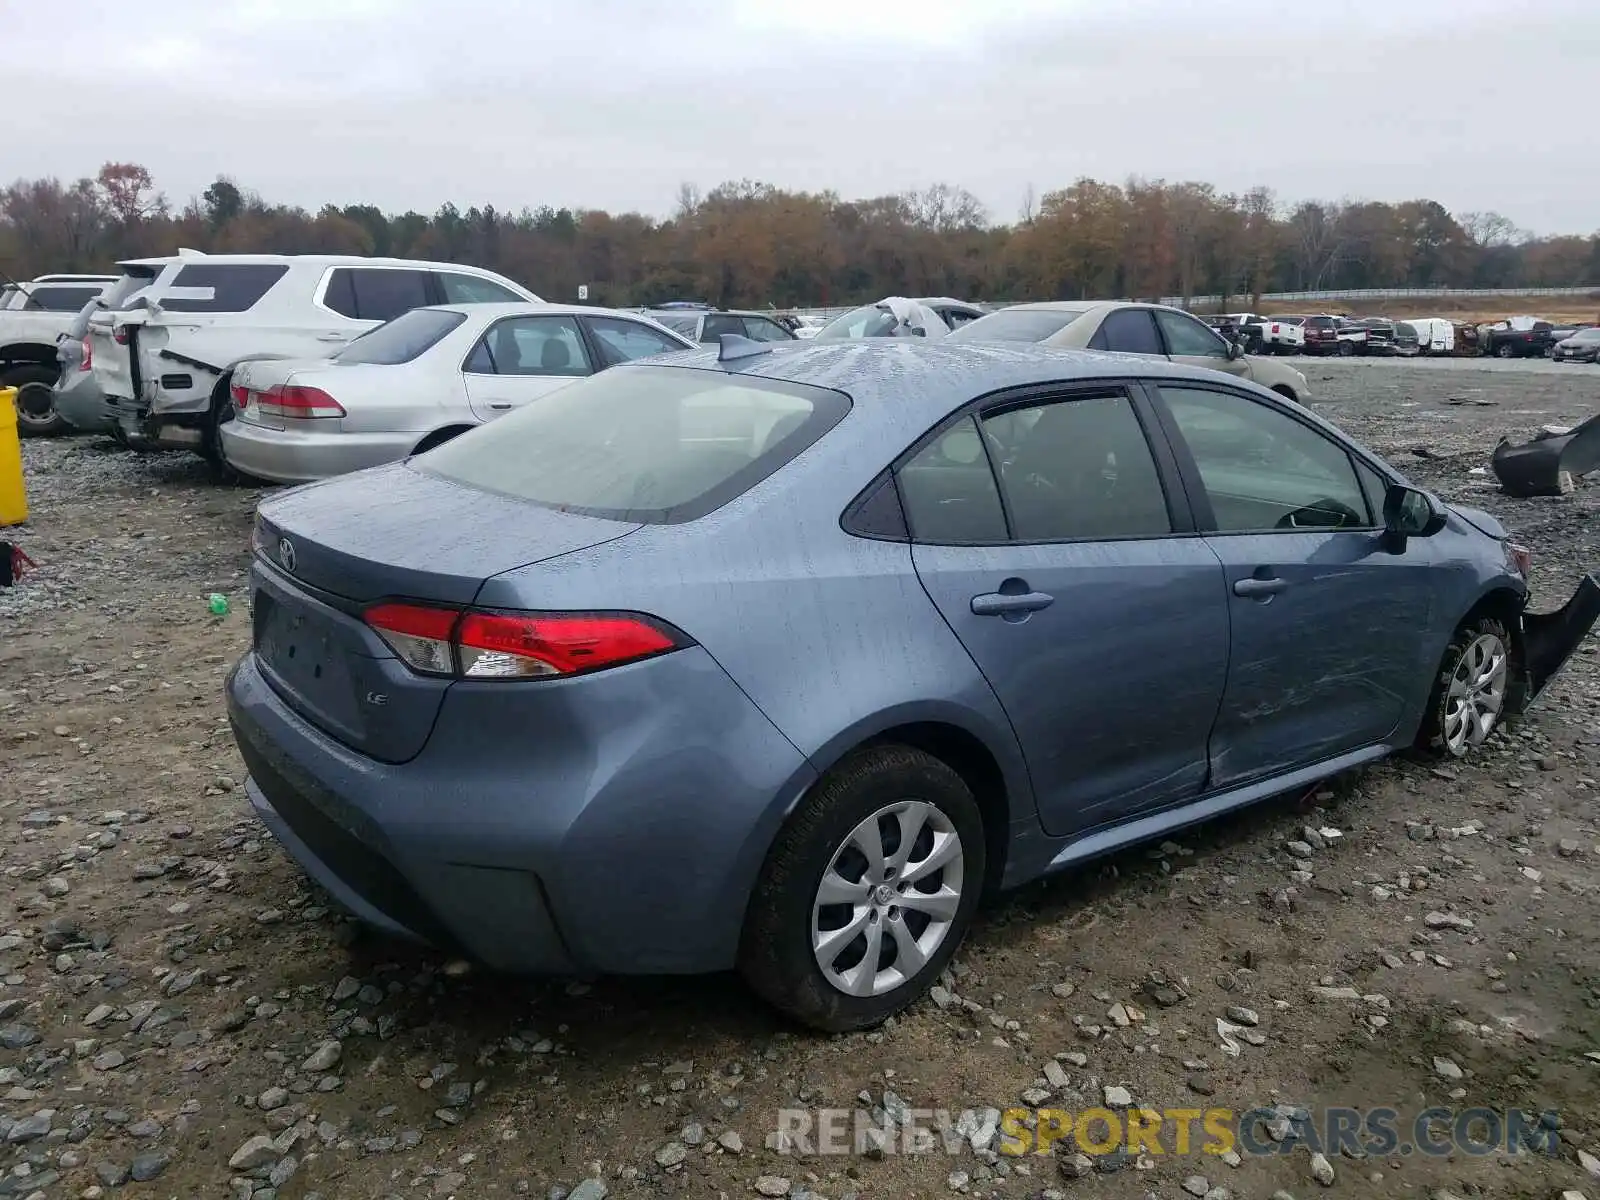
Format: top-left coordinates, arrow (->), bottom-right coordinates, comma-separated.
278,537 -> 297,573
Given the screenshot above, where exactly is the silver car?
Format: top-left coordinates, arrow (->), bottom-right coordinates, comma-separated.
219,303 -> 694,484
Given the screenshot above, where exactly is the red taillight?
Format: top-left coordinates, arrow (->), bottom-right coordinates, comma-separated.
364,603 -> 459,676
256,383 -> 345,420
1508,543 -> 1532,576
363,604 -> 683,679
230,382 -> 250,411
112,325 -> 129,346
80,336 -> 92,372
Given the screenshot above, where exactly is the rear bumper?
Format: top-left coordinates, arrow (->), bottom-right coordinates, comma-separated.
52,375 -> 112,433
220,420 -> 416,484
225,645 -> 816,976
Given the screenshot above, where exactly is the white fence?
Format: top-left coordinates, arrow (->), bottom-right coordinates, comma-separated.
788,285 -> 1600,320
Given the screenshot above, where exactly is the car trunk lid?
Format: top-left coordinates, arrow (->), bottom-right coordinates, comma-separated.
250,464 -> 643,760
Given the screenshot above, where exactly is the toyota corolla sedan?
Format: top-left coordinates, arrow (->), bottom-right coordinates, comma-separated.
220,304 -> 695,483
227,338 -> 1600,1031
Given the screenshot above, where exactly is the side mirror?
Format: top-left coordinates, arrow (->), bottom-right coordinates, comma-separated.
1382,483 -> 1447,545
1225,339 -> 1244,360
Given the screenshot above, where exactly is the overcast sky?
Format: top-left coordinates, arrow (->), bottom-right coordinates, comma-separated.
4,0 -> 1595,233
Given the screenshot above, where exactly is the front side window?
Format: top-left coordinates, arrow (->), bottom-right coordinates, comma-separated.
1089,309 -> 1163,356
1156,310 -> 1229,358
982,393 -> 1170,541
466,316 -> 592,377
161,264 -> 289,313
418,365 -> 848,522
585,316 -> 687,366
437,272 -> 523,304
333,308 -> 466,365
1159,385 -> 1371,532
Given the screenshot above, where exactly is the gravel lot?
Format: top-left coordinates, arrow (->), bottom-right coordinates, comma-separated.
3,358 -> 1600,1200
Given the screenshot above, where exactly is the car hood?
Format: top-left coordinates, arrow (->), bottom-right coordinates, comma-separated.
1448,503 -> 1508,541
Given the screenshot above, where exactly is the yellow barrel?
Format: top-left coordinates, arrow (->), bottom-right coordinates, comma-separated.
0,386 -> 27,526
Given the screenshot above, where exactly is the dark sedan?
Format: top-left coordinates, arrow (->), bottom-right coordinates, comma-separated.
1553,327 -> 1600,363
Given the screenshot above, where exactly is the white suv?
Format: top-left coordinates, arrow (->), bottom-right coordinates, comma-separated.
86,252 -> 539,460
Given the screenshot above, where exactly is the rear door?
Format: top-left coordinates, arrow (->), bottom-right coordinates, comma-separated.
1148,381 -> 1436,789
461,314 -> 594,422
87,265 -> 169,401
1154,308 -> 1249,379
904,384 -> 1231,837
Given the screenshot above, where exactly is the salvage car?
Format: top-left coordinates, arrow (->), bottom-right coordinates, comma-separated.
227,337 -> 1600,1030
0,273 -> 117,435
1479,316 -> 1557,359
1552,327 -> 1600,364
640,307 -> 797,344
86,252 -> 539,464
815,297 -> 986,340
947,301 -> 1311,401
220,303 -> 694,483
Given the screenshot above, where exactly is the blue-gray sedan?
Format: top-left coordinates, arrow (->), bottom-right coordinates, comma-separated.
226,338 -> 1600,1030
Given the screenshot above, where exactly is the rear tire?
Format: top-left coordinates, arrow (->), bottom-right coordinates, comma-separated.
738,745 -> 985,1032
1338,340 -> 1356,357
412,426 -> 470,455
1418,616 -> 1512,760
4,365 -> 69,437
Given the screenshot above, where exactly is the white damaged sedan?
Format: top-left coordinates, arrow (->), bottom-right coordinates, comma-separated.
220,303 -> 695,484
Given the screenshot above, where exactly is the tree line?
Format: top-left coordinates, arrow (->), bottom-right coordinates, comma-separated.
3,163 -> 1597,310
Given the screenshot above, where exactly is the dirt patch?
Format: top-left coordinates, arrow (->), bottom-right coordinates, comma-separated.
3,359 -> 1600,1198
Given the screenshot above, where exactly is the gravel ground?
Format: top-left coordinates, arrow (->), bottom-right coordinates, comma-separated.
3,359 -> 1600,1200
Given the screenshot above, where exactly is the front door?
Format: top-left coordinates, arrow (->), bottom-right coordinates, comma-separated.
1153,308 -> 1250,380
904,386 -> 1231,837
461,315 -> 594,423
1151,382 -> 1436,789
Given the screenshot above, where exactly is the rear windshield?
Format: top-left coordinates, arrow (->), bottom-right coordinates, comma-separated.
417,365 -> 851,523
816,305 -> 902,340
160,263 -> 289,313
334,308 -> 467,365
945,308 -> 1087,343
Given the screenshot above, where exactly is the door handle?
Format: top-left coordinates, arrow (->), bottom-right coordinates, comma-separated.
1233,576 -> 1288,598
316,333 -> 346,342
971,590 -> 1054,616
489,402 -> 513,410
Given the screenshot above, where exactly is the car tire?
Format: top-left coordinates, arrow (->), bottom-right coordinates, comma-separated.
4,365 -> 70,438
1417,616 -> 1513,760
1496,343 -> 1515,359
1338,340 -> 1356,357
738,744 -> 986,1032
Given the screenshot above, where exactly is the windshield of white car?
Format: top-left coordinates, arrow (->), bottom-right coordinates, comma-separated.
944,308 -> 1088,343
333,308 -> 468,365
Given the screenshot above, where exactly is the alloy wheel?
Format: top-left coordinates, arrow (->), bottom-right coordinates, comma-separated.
1444,632 -> 1508,755
811,800 -> 964,998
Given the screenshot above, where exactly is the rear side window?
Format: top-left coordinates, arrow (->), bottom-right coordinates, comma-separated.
333,308 -> 466,365
323,268 -> 430,321
897,418 -> 1007,543
946,308 -> 1086,344
1089,309 -> 1163,356
25,285 -> 103,312
161,264 -> 289,313
700,314 -> 744,342
417,365 -> 849,523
